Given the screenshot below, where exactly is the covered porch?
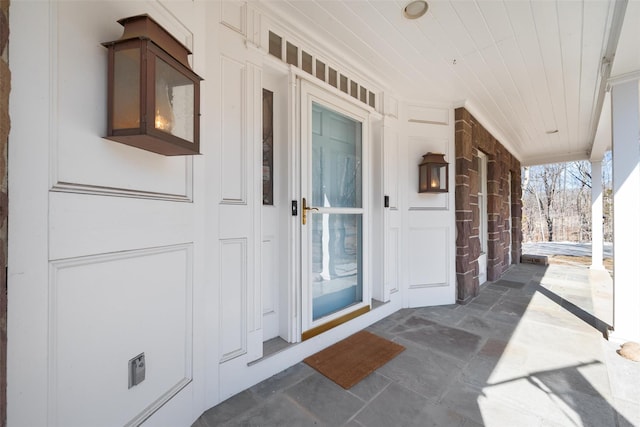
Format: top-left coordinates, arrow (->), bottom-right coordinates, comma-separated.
193,262 -> 638,426
5,0 -> 640,425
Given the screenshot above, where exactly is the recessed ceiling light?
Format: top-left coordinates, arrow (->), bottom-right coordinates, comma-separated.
404,0 -> 429,20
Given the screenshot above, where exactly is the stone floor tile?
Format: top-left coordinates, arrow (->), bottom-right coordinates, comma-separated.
542,389 -> 618,427
459,340 -> 509,388
376,339 -> 463,400
491,279 -> 525,289
366,315 -> 399,336
355,382 -> 466,427
284,373 -> 365,425
489,298 -> 528,317
412,305 -> 465,326
500,292 -> 535,306
390,314 -> 437,333
613,397 -> 640,427
353,382 -> 429,427
482,363 -> 617,427
523,304 -> 597,336
454,314 -> 515,340
511,282 -> 541,297
461,418 -> 484,427
198,390 -> 260,426
190,416 -> 211,427
395,320 -> 484,362
474,396 -> 543,427
250,362 -> 315,400
347,371 -> 391,402
385,308 -> 415,323
484,282 -> 511,293
601,340 -> 640,403
439,380 -> 488,425
467,290 -> 502,311
233,394 -> 324,427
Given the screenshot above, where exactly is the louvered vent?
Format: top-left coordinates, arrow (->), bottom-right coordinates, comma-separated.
268,31 -> 376,110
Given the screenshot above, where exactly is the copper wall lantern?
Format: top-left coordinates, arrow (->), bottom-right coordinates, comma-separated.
102,15 -> 203,155
418,152 -> 449,193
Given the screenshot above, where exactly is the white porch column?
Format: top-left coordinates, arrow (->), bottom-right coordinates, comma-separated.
610,79 -> 640,343
590,160 -> 604,270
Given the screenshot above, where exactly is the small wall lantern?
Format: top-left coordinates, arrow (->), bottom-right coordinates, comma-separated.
102,14 -> 203,156
418,152 -> 449,193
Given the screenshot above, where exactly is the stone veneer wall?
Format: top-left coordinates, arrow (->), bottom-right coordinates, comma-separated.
455,108 -> 522,304
0,1 -> 8,425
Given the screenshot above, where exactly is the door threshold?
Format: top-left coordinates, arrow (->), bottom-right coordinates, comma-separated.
302,305 -> 370,341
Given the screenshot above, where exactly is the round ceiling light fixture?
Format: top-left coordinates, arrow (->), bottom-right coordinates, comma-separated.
404,0 -> 429,19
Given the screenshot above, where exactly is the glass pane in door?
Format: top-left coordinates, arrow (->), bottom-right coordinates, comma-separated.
310,102 -> 363,320
312,214 -> 362,320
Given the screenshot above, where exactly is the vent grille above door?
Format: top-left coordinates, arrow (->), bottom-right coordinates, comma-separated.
268,31 -> 377,111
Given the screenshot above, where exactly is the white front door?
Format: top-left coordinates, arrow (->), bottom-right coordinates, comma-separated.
299,80 -> 370,338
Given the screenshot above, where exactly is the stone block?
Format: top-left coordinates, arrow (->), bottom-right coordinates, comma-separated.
0,10 -> 8,57
455,184 -> 470,210
469,169 -> 479,194
456,220 -> 472,247
521,254 -> 548,265
470,237 -> 481,260
456,246 -> 469,256
472,205 -> 479,229
456,210 -> 472,222
455,174 -> 468,186
455,107 -> 469,121
456,254 -> 471,274
456,271 -> 474,303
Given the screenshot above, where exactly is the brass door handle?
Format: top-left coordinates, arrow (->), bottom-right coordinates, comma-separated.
302,197 -> 318,225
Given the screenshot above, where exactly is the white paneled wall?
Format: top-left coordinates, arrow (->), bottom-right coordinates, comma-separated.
8,1 -> 206,426
401,105 -> 456,307
9,1 -> 462,425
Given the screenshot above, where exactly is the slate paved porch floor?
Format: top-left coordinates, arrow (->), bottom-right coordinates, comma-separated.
192,263 -> 640,426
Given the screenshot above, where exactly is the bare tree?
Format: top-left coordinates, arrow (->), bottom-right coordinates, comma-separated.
537,164 -> 564,241
521,156 -> 612,244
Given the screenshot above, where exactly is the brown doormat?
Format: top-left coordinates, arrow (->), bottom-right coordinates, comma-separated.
304,330 -> 405,389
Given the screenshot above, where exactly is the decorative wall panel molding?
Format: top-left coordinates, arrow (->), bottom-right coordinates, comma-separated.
407,105 -> 449,125
219,238 -> 248,362
408,226 -> 449,288
261,237 -> 276,315
221,1 -> 246,36
220,56 -> 248,204
385,226 -> 400,295
48,244 -> 193,426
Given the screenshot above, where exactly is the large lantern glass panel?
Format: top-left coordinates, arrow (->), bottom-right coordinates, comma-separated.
113,48 -> 140,130
154,56 -> 195,143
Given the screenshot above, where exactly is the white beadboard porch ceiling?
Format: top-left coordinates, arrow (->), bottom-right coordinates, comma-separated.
258,0 -> 639,166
